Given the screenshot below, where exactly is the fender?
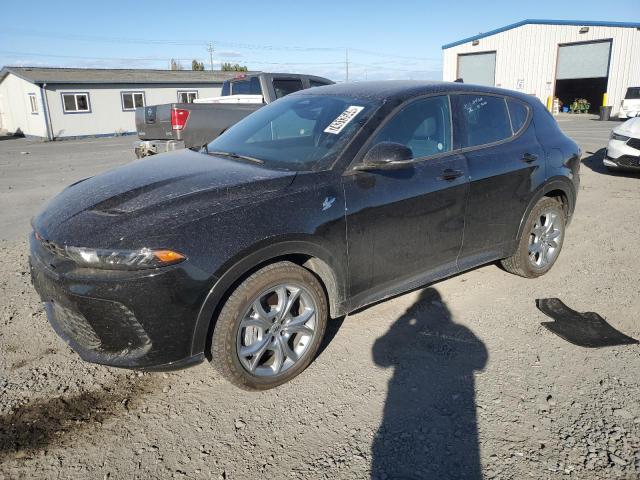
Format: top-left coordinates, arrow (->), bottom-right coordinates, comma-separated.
514,176 -> 577,243
190,238 -> 347,356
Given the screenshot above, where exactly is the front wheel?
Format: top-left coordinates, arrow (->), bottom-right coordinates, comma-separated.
209,262 -> 328,390
501,197 -> 566,278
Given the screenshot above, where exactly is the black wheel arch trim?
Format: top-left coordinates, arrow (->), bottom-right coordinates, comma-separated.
515,176 -> 576,243
190,238 -> 347,356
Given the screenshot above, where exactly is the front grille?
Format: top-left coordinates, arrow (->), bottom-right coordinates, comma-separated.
51,301 -> 102,350
616,155 -> 640,168
626,138 -> 640,150
47,295 -> 152,359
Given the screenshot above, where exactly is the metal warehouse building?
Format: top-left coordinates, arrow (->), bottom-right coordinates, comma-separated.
442,20 -> 640,117
0,67 -> 242,140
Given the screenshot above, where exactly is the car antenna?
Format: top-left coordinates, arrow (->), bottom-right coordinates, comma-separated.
454,78 -> 464,83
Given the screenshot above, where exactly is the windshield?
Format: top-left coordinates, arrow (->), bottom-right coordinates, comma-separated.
625,87 -> 640,100
206,94 -> 379,171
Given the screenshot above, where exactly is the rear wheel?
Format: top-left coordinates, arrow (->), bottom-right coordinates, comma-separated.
501,197 -> 566,278
209,262 -> 328,390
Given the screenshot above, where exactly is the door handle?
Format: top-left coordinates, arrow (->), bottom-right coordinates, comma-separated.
439,168 -> 464,181
522,152 -> 538,163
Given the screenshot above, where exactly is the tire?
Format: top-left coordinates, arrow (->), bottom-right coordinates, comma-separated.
501,197 -> 566,278
209,261 -> 328,390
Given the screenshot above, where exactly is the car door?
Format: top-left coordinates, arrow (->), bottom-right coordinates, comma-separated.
451,93 -> 545,269
342,95 -> 469,306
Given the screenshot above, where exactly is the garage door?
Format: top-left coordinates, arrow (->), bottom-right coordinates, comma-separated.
556,41 -> 611,79
457,52 -> 496,86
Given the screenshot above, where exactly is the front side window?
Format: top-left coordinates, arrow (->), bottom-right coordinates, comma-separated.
28,93 -> 38,114
62,93 -> 90,113
454,94 -> 511,148
207,94 -> 379,171
121,92 -> 145,111
273,79 -> 304,99
370,95 -> 452,159
178,91 -> 198,103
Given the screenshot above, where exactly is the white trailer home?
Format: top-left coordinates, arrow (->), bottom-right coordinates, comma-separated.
0,67 -> 242,140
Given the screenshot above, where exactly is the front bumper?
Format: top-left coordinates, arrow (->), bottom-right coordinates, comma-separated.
605,139 -> 640,170
29,234 -> 207,370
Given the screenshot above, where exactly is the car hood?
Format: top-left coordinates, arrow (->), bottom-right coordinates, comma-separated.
33,149 -> 295,246
614,117 -> 640,138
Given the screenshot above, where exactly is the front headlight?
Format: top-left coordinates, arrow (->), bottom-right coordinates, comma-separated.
610,132 -> 630,142
65,246 -> 186,270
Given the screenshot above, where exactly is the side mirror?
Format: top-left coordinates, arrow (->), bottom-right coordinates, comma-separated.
357,142 -> 414,170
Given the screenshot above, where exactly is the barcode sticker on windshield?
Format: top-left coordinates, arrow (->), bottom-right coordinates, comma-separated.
324,106 -> 365,134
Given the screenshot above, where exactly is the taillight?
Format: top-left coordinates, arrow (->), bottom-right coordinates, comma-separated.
171,108 -> 189,130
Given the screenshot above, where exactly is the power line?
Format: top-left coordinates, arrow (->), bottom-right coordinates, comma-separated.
1,27 -> 437,60
349,48 -> 439,62
350,62 -> 439,73
0,50 -> 347,67
0,49 -> 195,62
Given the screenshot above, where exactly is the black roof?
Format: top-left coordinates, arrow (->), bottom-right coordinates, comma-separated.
297,80 -> 536,104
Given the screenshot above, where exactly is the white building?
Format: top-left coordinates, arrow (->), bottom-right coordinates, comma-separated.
0,67 -> 243,140
442,20 -> 640,117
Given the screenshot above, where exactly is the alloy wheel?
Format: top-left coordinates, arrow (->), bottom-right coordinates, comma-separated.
236,284 -> 318,377
528,209 -> 563,268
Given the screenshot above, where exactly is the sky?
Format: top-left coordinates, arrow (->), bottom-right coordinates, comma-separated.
1,0 -> 638,82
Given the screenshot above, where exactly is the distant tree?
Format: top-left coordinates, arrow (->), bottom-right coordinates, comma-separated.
170,58 -> 184,71
192,60 -> 205,71
221,62 -> 248,72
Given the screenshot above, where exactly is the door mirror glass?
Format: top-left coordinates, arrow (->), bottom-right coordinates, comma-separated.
358,142 -> 414,170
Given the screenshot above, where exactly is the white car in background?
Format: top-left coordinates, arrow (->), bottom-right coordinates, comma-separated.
604,117 -> 640,171
619,87 -> 640,119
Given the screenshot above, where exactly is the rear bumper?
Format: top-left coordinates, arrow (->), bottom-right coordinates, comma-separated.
134,139 -> 185,157
29,234 -> 209,370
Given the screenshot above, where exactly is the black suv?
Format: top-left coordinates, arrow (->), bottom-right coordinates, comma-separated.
30,81 -> 580,390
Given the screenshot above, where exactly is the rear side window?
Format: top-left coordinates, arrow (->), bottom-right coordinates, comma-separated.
273,79 -> 304,99
310,79 -> 331,88
231,77 -> 262,95
626,87 -> 640,100
371,95 -> 452,159
454,94 -> 512,148
507,99 -> 529,134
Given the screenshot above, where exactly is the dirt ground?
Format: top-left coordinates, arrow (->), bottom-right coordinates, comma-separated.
1,118 -> 639,480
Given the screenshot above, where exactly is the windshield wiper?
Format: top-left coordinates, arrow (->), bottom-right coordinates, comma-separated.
208,150 -> 264,164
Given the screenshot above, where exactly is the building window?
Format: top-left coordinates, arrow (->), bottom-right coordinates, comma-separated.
28,93 -> 39,114
121,91 -> 145,111
177,91 -> 198,103
61,93 -> 91,113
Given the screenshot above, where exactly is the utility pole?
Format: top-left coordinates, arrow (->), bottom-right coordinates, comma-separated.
207,42 -> 215,71
345,48 -> 349,82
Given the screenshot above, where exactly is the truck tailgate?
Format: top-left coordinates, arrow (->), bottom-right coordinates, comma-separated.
135,104 -> 174,140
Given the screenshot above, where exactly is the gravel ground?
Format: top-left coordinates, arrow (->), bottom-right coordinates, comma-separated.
1,119 -> 639,479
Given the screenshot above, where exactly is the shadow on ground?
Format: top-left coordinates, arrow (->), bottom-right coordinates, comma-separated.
582,148 -> 640,178
371,288 -> 488,480
0,375 -> 155,462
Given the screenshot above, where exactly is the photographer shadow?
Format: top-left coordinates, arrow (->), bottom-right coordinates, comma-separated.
371,287 -> 488,479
